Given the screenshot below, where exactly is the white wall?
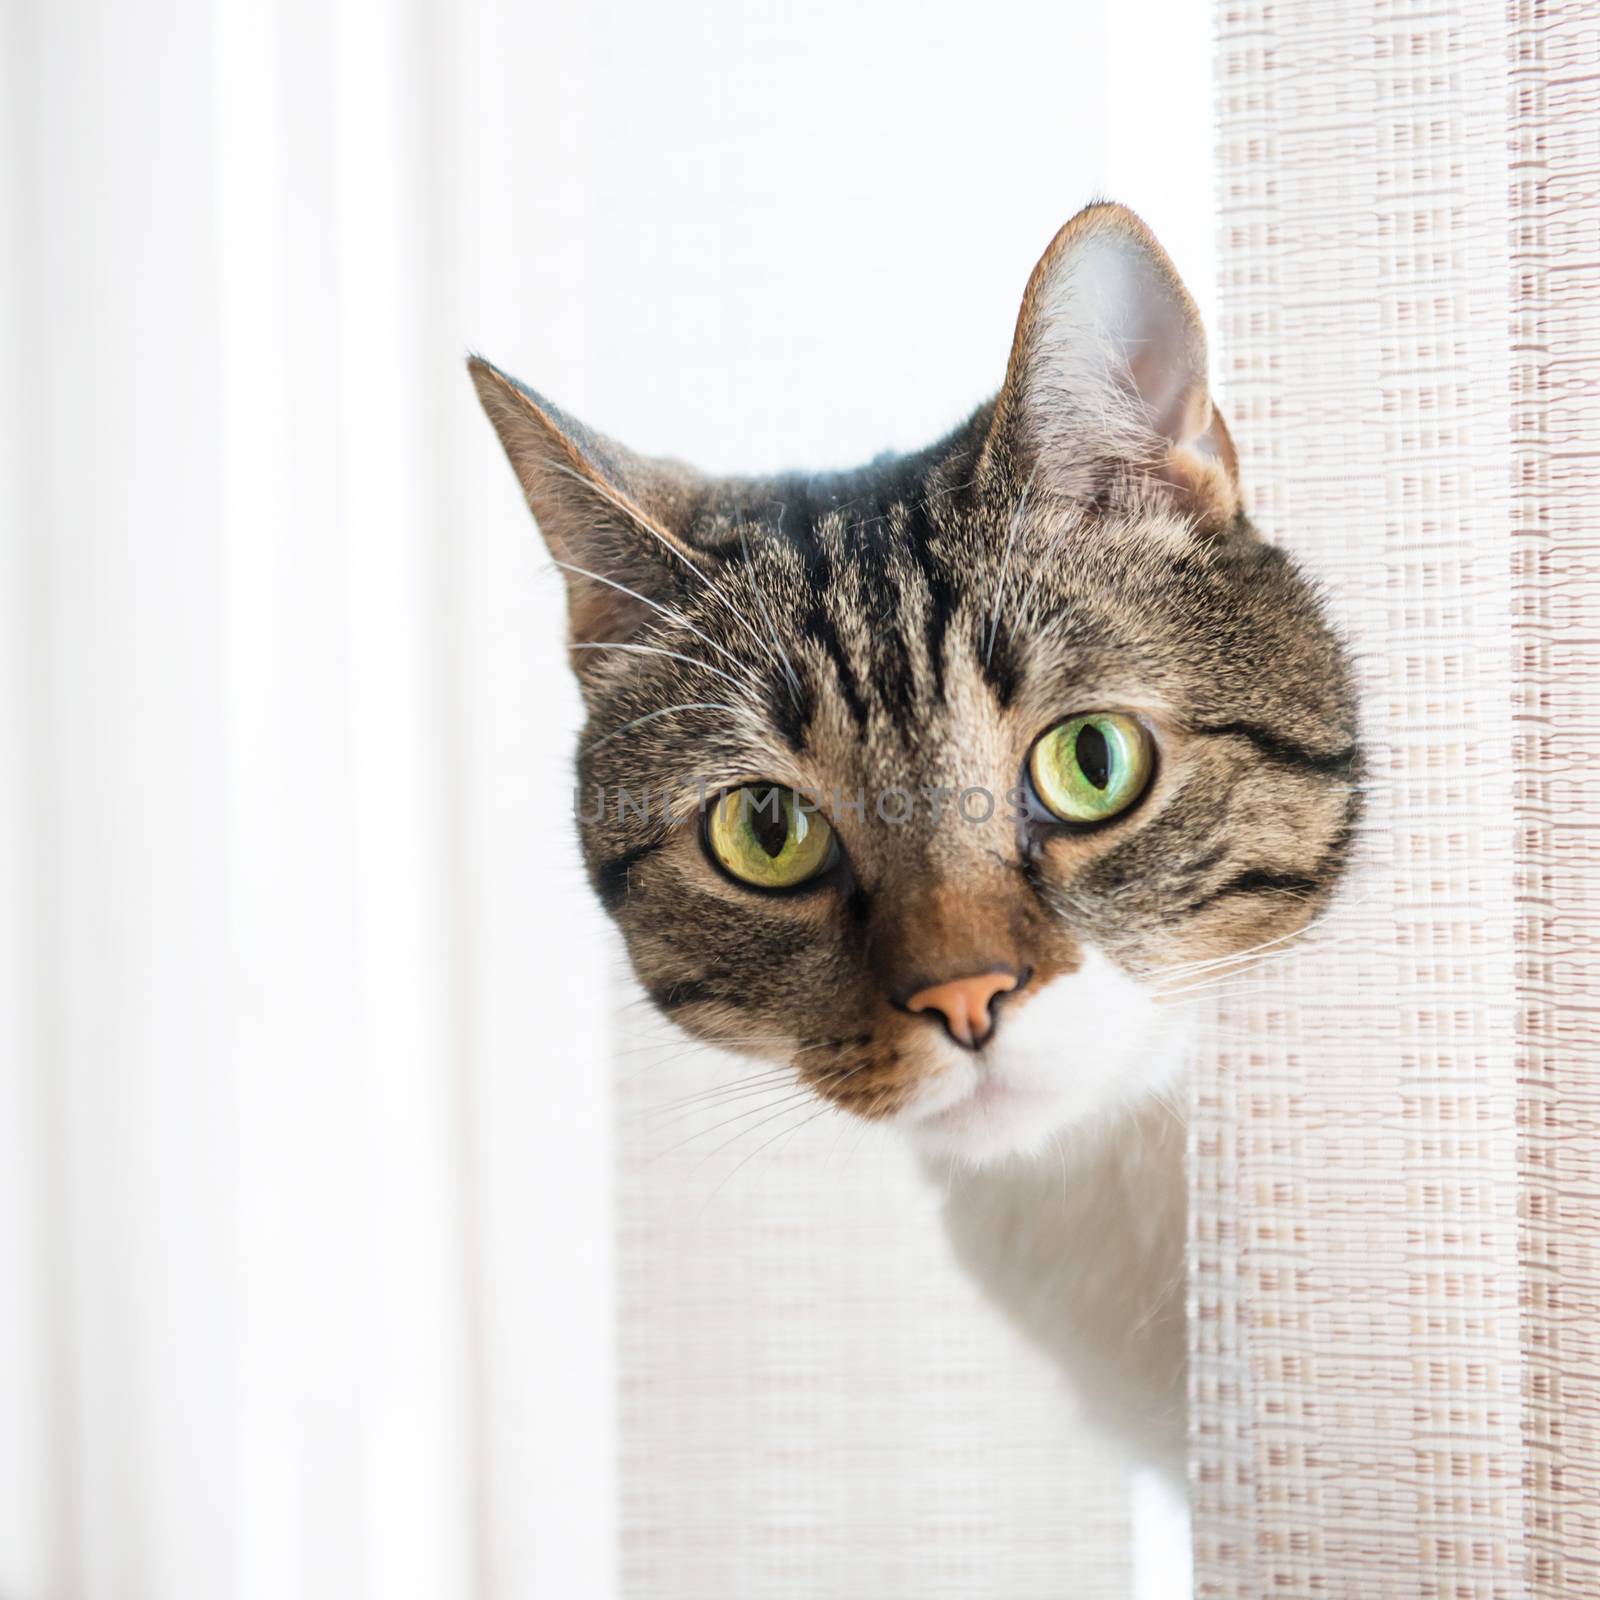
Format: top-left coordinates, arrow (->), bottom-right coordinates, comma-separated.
1,2 -> 1212,1596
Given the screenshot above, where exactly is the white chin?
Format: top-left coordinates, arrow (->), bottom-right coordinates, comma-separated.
898,946 -> 1188,1167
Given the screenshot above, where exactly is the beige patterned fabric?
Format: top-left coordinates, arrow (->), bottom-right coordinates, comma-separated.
613,1005 -> 1135,1598
1510,4 -> 1600,1588
1197,1 -> 1600,1593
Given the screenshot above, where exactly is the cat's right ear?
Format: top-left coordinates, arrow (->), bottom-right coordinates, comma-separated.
986,203 -> 1240,525
468,357 -> 710,673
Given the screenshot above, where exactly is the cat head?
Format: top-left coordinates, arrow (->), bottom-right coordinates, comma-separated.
471,202 -> 1358,1165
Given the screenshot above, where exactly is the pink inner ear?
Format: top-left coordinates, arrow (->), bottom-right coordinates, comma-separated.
1012,216 -> 1213,466
1075,237 -> 1209,447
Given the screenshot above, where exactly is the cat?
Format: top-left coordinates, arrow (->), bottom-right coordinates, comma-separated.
470,202 -> 1359,1479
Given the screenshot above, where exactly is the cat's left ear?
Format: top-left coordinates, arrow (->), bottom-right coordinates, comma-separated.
988,202 -> 1239,523
468,356 -> 714,687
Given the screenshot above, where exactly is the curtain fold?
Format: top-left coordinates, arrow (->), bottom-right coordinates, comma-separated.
1509,3 -> 1600,1588
1195,1 -> 1599,1593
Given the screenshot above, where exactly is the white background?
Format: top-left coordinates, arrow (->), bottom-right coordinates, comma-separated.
1,1 -> 1211,1595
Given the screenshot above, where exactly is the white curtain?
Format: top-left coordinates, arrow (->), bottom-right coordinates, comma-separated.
2,2 -> 1217,1597
3,3 -> 616,1595
1193,0 -> 1600,1593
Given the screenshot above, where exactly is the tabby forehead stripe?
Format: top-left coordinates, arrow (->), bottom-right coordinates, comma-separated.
766,664 -> 813,753
910,536 -> 955,700
866,558 -> 931,742
1195,720 -> 1358,777
1179,868 -> 1328,917
791,528 -> 958,743
802,594 -> 870,731
1178,798 -> 1360,919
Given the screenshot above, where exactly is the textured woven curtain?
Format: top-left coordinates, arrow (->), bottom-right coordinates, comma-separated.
1193,1 -> 1599,1593
614,1021 -> 1137,1597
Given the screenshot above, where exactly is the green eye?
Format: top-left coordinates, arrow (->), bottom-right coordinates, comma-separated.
1029,713 -> 1154,823
706,785 -> 836,889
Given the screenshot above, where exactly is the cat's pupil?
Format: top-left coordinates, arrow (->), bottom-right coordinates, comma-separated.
749,789 -> 790,857
1076,725 -> 1111,790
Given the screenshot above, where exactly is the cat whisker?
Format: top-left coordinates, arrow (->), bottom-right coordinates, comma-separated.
615,1043 -> 795,1092
613,1009 -> 796,1040
1157,963 -> 1314,1001
1146,1082 -> 1187,1125
550,557 -> 759,687
1153,963 -> 1291,1001
619,1054 -> 705,1088
700,1100 -> 840,1209
688,552 -> 811,696
642,1093 -> 821,1172
613,1032 -> 793,1058
668,1053 -> 879,1157
1156,918 -> 1396,990
570,640 -> 750,693
539,461 -> 795,680
538,456 -> 709,581
639,1065 -> 798,1105
588,699 -> 748,751
673,1085 -> 833,1174
538,459 -> 807,690
1175,943 -> 1407,1007
636,1070 -> 803,1128
627,1044 -> 790,1071
1140,886 -> 1381,986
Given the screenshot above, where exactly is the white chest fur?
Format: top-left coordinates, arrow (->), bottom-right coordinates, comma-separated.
922,1075 -> 1190,1479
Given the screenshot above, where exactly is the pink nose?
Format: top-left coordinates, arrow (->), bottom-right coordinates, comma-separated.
904,969 -> 1020,1049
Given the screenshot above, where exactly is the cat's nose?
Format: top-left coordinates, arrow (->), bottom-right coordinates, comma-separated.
902,968 -> 1023,1050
